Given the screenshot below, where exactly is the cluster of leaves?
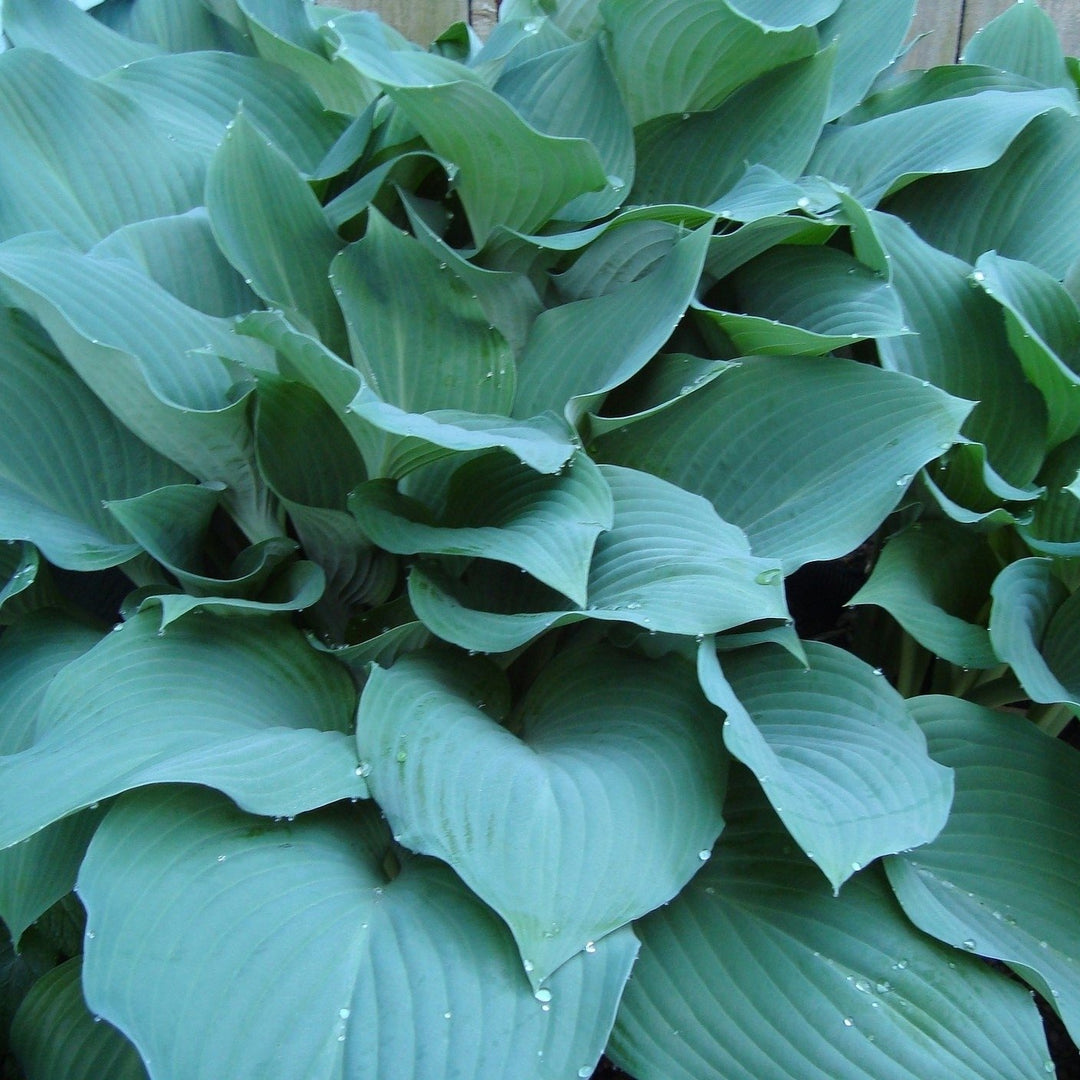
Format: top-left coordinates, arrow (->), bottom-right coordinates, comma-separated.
1,0 -> 1080,1077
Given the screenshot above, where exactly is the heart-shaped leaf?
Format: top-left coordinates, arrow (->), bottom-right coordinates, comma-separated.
355,644 -> 728,984
408,464 -> 788,653
888,696 -> 1080,1045
610,767 -> 1053,1080
0,609 -> 363,848
697,639 -> 953,892
78,787 -> 638,1080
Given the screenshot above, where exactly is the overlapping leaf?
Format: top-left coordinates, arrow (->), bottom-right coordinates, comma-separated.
631,49 -> 833,208
408,464 -> 788,652
356,644 -> 727,983
988,558 -> 1080,708
611,768 -> 1054,1080
0,307 -> 191,569
350,452 -> 612,606
513,223 -> 711,421
888,697 -> 1080,1044
601,0 -> 818,125
0,609 -> 363,849
850,521 -> 1000,670
0,233 -> 276,540
696,244 -> 907,356
0,612 -> 103,943
0,50 -> 202,247
962,0 -> 1072,90
78,788 -> 638,1080
10,959 -> 148,1080
887,110 -> 1080,279
867,211 -> 1047,489
207,112 -> 346,353
697,640 -> 953,892
598,356 -> 970,570
809,85 -> 1077,205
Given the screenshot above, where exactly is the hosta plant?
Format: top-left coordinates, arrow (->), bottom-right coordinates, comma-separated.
2,0 -> 1080,1077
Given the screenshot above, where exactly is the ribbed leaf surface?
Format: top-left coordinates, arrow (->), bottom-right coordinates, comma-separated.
356,645 -> 727,984
889,696 -> 1080,1044
78,789 -> 638,1080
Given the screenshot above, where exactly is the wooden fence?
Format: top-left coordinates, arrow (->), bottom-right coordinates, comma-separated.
323,0 -> 1080,68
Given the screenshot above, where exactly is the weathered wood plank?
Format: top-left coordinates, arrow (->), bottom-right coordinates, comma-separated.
319,0 -> 467,45
904,0 -> 965,69
962,0 -> 1080,56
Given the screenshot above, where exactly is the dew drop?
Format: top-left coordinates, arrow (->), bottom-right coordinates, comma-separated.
755,568 -> 782,586
339,1008 -> 350,1020
523,19 -> 539,32
851,861 -> 861,871
93,1014 -> 102,1023
337,1033 -> 346,1042
217,854 -> 227,863
524,960 -> 534,973
1045,1061 -> 1056,1074
1040,940 -> 1049,949
872,667 -> 884,676
876,981 -> 893,994
797,197 -> 810,208
843,1017 -> 854,1028
541,1003 -> 551,1012
973,270 -> 986,282
895,474 -> 913,487
579,1068 -> 593,1078
355,762 -> 372,777
606,175 -> 625,191
681,112 -> 691,120
698,849 -> 711,861
894,958 -> 909,970
854,978 -> 872,994
444,1011 -> 453,1019
396,749 -> 407,764
585,941 -> 597,953
87,930 -> 96,940
534,988 -> 552,1003
962,939 -> 976,950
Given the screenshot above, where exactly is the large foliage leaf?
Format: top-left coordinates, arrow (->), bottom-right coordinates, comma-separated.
888,696 -> 1080,1045
330,14 -> 608,242
10,959 -> 148,1080
92,210 -> 258,319
819,0 -> 917,121
408,464 -> 789,653
988,558 -> 1080,708
0,612 -> 102,943
610,767 -> 1052,1080
598,356 -> 970,570
332,211 -> 514,413
0,308 -> 191,569
0,232 -> 275,539
697,640 -> 953,892
867,211 -> 1048,489
78,787 -> 638,1080
961,0 -> 1072,90
356,644 -> 727,984
513,223 -> 711,421
3,0 -> 160,77
207,112 -> 346,353
238,311 -> 576,479
0,50 -> 203,247
350,452 -> 612,606
631,48 -> 833,208
0,610 -> 364,848
601,0 -> 818,125
850,521 -> 1000,670
973,250 -> 1080,450
103,50 -> 347,172
886,110 -> 1080,280
494,36 -> 634,221
808,85 -> 1076,206
697,244 -> 907,357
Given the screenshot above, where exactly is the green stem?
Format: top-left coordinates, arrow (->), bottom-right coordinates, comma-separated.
966,673 -> 1025,708
896,630 -> 930,698
1030,702 -> 1077,738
